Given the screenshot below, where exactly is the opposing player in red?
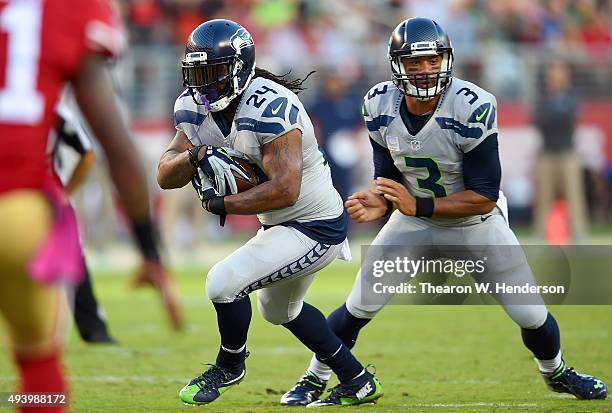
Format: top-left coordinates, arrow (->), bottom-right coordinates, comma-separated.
0,1 -> 181,411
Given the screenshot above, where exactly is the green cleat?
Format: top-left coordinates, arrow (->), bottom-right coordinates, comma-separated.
307,369 -> 383,407
179,364 -> 245,405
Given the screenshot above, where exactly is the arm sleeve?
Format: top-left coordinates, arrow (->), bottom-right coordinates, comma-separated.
370,138 -> 403,182
362,86 -> 402,181
462,133 -> 501,202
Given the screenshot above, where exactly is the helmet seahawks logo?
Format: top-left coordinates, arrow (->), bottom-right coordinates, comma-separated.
230,28 -> 254,53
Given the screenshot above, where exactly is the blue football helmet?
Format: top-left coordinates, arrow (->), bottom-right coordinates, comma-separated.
181,19 -> 256,111
388,17 -> 454,101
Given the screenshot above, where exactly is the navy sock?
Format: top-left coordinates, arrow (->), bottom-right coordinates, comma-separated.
327,303 -> 371,349
283,302 -> 363,383
521,312 -> 561,360
213,296 -> 251,373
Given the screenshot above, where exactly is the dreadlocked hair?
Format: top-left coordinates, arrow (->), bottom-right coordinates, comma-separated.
253,67 -> 315,94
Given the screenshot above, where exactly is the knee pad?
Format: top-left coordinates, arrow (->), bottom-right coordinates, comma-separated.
206,261 -> 238,303
505,304 -> 548,329
257,294 -> 303,325
345,292 -> 380,320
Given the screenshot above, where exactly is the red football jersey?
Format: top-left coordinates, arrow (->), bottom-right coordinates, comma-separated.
0,0 -> 126,193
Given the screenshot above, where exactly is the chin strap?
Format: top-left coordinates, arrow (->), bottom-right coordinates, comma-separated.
199,94 -> 212,111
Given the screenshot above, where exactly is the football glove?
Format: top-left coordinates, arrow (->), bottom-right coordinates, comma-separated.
197,146 -> 250,196
191,169 -> 227,226
191,168 -> 218,205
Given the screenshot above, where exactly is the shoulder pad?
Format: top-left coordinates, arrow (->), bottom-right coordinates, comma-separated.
173,90 -> 206,128
237,77 -> 301,125
449,79 -> 497,127
362,81 -> 396,116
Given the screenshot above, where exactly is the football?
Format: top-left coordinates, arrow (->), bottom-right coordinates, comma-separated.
231,156 -> 267,193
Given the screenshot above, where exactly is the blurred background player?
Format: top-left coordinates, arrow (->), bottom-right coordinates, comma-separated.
308,69 -> 363,201
0,1 -> 181,412
52,93 -> 185,344
157,19 -> 382,407
51,99 -> 116,344
533,60 -> 589,242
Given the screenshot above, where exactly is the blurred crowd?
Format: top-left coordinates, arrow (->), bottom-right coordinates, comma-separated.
118,0 -> 612,111
123,0 -> 612,97
118,0 -> 612,112
122,0 -> 612,51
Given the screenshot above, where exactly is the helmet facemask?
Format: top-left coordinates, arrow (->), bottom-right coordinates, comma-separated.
182,53 -> 253,112
390,43 -> 453,101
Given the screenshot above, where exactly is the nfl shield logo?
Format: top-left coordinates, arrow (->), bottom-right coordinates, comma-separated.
410,140 -> 421,151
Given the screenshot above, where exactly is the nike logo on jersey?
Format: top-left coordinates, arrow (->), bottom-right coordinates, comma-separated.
475,107 -> 489,122
481,214 -> 492,222
356,382 -> 373,400
467,102 -> 492,127
271,102 -> 283,115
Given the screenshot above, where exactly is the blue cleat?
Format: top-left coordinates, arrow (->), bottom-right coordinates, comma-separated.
542,360 -> 607,400
281,370 -> 327,406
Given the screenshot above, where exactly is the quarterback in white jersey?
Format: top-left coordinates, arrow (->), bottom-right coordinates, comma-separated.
281,17 -> 607,406
362,76 -> 507,227
156,19 -> 382,407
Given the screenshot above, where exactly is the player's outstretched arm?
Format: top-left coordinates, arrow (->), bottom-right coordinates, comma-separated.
73,54 -> 150,222
156,130 -> 197,189
222,129 -> 303,214
74,55 -> 184,330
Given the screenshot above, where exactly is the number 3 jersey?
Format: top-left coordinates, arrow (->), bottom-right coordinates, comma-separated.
174,77 -> 346,242
363,77 -> 508,226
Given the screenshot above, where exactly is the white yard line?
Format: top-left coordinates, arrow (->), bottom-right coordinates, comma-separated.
0,375 -> 184,383
404,402 -> 538,408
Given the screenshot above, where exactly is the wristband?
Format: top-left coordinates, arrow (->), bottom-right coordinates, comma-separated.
206,196 -> 226,215
132,220 -> 160,260
415,197 -> 434,217
383,199 -> 394,217
188,145 -> 205,168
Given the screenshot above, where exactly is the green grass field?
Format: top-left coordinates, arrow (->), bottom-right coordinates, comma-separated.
1,258 -> 611,413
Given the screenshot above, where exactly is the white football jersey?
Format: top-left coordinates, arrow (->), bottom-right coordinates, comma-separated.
363,77 -> 507,226
174,77 -> 344,227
